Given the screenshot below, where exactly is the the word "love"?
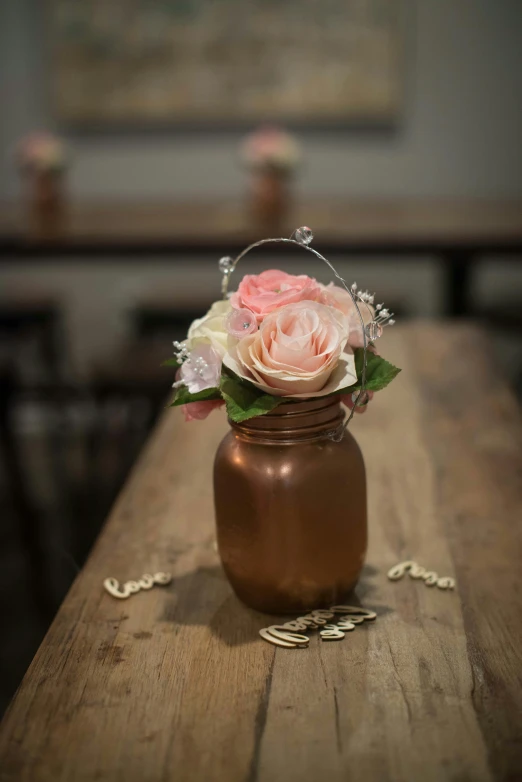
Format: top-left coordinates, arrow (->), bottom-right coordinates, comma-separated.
103,572 -> 172,599
259,605 -> 377,648
387,560 -> 455,590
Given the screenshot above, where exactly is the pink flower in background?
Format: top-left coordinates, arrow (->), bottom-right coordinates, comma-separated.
17,132 -> 66,172
183,399 -> 225,421
241,126 -> 301,171
225,300 -> 356,397
225,307 -> 258,339
231,270 -> 322,324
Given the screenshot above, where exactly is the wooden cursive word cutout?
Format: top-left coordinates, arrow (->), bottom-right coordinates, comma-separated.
103,572 -> 172,599
387,561 -> 455,590
320,625 -> 346,641
260,606 -> 377,648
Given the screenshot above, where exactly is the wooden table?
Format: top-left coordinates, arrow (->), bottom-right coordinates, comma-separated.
2,199 -> 522,315
1,323 -> 521,782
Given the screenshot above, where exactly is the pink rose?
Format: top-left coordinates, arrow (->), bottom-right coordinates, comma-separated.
183,399 -> 225,421
223,300 -> 357,397
319,283 -> 374,349
231,270 -> 322,323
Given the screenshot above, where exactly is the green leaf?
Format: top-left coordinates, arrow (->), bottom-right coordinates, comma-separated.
356,349 -> 401,391
161,357 -> 181,368
333,348 -> 401,396
220,373 -> 283,422
169,384 -> 221,407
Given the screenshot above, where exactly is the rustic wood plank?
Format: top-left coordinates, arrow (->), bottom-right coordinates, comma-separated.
407,324 -> 522,781
0,323 -> 521,782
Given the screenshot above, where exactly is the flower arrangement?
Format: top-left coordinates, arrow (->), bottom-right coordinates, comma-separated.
240,125 -> 301,174
16,132 -> 67,174
167,229 -> 400,427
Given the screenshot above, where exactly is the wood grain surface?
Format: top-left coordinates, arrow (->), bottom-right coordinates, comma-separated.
1,323 -> 521,782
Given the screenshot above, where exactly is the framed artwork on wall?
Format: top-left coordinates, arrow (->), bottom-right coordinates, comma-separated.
48,0 -> 403,126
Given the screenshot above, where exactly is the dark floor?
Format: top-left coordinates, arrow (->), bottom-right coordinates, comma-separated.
0,393 -> 159,717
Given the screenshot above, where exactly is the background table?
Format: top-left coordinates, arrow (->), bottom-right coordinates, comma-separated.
0,323 -> 521,782
2,199 -> 522,315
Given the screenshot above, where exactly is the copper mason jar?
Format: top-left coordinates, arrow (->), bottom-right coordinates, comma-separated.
214,396 -> 367,614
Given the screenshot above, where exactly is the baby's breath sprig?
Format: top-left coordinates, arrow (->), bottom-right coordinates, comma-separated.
350,282 -> 395,341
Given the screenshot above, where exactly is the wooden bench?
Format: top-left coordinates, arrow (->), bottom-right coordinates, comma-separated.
2,199 -> 522,315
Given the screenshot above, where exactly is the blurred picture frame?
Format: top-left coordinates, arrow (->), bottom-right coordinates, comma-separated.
48,0 -> 403,127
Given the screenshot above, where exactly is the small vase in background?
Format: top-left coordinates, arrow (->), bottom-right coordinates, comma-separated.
17,132 -> 67,238
241,126 -> 300,232
251,168 -> 291,230
29,169 -> 65,237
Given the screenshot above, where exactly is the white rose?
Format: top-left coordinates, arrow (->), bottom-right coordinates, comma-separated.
187,299 -> 231,358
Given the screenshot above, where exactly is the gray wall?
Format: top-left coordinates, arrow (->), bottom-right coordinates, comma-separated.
1,0 -> 522,200
1,0 -> 521,377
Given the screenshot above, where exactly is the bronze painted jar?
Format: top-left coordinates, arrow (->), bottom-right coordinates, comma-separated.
250,169 -> 290,231
27,170 -> 65,237
213,396 -> 367,614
